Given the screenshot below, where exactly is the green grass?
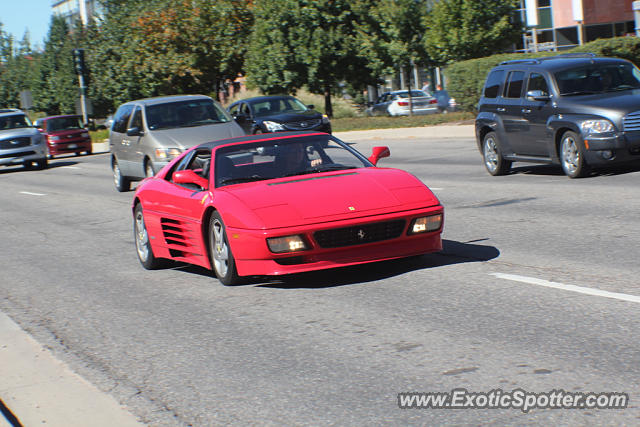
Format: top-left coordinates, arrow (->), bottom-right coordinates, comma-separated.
90,128 -> 109,141
330,111 -> 475,132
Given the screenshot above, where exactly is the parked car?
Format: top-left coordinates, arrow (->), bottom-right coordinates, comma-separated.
110,94 -> 244,192
0,109 -> 47,170
366,90 -> 438,116
35,115 -> 92,158
228,95 -> 331,134
476,53 -> 640,178
132,132 -> 444,285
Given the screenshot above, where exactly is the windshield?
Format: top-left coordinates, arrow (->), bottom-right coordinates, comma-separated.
214,134 -> 372,187
0,114 -> 32,130
146,99 -> 231,130
46,116 -> 83,132
249,97 -> 308,117
555,63 -> 640,95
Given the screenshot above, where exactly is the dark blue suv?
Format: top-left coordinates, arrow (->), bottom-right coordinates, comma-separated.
476,54 -> 640,178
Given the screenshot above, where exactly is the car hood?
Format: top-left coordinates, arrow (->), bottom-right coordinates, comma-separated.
560,90 -> 640,118
221,168 -> 439,228
150,122 -> 244,149
0,128 -> 40,139
258,110 -> 321,123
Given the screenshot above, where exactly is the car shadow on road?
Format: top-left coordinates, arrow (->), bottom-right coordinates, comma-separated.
0,160 -> 80,174
255,239 -> 500,289
509,162 -> 640,177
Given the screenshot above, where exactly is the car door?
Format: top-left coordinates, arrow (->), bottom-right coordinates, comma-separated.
372,94 -> 389,116
110,104 -> 134,175
126,106 -> 147,178
150,148 -> 212,268
519,72 -> 554,157
500,70 -> 528,155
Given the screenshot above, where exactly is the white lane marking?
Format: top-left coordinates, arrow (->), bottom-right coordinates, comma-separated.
19,191 -> 46,196
61,166 -> 80,170
491,273 -> 640,304
430,187 -> 443,191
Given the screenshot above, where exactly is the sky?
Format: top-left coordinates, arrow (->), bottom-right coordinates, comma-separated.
1,0 -> 54,48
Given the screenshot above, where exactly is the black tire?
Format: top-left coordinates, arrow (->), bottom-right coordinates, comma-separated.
133,204 -> 165,269
482,132 -> 511,176
209,211 -> 241,285
560,131 -> 590,178
113,159 -> 131,192
145,160 -> 155,178
23,160 -> 33,170
35,157 -> 48,170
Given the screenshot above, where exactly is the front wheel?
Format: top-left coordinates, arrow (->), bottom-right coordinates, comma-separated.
482,132 -> 511,176
560,131 -> 589,178
35,157 -> 48,170
209,211 -> 241,286
134,204 -> 165,269
145,160 -> 155,178
113,160 -> 131,192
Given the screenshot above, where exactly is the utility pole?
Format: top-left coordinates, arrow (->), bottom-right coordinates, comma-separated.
72,48 -> 88,125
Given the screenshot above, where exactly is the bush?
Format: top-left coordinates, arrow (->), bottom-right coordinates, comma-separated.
445,37 -> 640,112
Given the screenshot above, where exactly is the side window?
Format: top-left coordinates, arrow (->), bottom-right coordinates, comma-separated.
228,104 -> 239,116
527,73 -> 549,95
483,70 -> 505,98
169,149 -> 211,188
130,107 -> 142,130
504,71 -> 525,99
240,103 -> 251,116
112,105 -> 134,134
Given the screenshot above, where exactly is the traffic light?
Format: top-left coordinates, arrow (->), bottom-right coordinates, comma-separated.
72,48 -> 86,76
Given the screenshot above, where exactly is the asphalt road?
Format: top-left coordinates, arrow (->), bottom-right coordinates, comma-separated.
1,135 -> 640,426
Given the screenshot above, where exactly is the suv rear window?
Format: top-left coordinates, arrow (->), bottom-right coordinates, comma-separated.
483,70 -> 505,98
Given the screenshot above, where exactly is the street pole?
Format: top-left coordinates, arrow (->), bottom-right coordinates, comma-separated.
78,74 -> 88,125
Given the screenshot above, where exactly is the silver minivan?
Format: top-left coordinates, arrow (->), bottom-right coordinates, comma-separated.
110,95 -> 244,191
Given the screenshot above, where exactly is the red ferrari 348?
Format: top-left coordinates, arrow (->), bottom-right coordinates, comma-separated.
132,132 -> 444,285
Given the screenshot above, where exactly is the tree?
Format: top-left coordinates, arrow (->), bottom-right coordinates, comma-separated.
32,16 -> 78,114
0,24 -> 41,109
424,0 -> 521,64
246,0 -> 378,117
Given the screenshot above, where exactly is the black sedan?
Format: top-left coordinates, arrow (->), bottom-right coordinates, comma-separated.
228,95 -> 331,134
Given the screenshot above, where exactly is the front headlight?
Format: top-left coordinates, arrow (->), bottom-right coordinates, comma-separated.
267,235 -> 309,253
155,147 -> 182,160
580,119 -> 615,134
321,114 -> 330,124
408,214 -> 442,235
263,121 -> 285,132
81,131 -> 90,138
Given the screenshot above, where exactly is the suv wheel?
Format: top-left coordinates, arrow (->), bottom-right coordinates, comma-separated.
113,159 -> 131,192
560,131 -> 589,178
482,132 -> 511,176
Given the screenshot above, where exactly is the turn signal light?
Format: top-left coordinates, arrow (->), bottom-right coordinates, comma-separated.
267,235 -> 309,253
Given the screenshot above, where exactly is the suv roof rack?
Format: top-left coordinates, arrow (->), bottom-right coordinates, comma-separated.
553,52 -> 596,58
499,59 -> 541,65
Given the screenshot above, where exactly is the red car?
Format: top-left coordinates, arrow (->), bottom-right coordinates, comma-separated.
35,115 -> 92,157
132,132 -> 444,285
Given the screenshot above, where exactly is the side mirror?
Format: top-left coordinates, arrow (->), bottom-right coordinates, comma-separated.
368,146 -> 390,166
126,126 -> 144,136
307,104 -> 315,110
526,90 -> 550,102
173,169 -> 209,190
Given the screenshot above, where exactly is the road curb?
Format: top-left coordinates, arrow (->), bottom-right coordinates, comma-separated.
334,124 -> 475,141
0,311 -> 144,427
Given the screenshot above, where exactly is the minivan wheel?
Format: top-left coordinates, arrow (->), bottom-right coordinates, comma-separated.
145,160 -> 155,178
113,160 -> 131,192
560,131 -> 589,178
482,132 -> 511,176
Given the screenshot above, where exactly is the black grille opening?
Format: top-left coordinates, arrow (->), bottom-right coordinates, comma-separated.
0,150 -> 35,159
313,220 -> 406,248
0,137 -> 31,150
274,256 -> 306,265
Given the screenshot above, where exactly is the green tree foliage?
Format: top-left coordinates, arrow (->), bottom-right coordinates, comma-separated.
32,16 -> 79,114
0,24 -> 41,109
424,0 -> 521,65
246,0 -> 378,117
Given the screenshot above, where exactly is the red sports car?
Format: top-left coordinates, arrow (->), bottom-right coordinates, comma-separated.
132,132 -> 444,285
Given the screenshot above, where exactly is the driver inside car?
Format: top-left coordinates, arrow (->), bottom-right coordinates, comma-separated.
276,143 -> 323,176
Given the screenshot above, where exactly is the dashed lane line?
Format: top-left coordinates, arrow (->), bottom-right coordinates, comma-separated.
491,273 -> 640,304
18,192 -> 46,196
